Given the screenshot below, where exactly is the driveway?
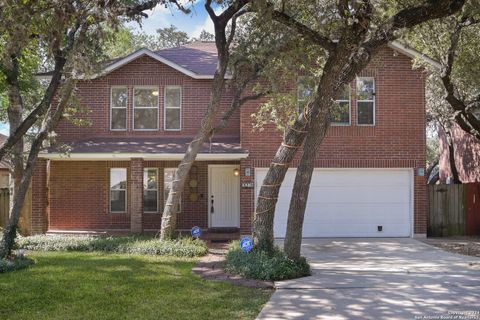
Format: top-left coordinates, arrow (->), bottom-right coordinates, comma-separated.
257,238 -> 480,320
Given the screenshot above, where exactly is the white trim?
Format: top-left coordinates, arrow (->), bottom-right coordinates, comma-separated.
144,168 -> 159,213
331,85 -> 352,126
39,153 -> 249,161
356,77 -> 376,126
164,85 -> 182,131
133,86 -> 160,131
388,41 -> 442,71
208,164 -> 241,228
110,86 -> 128,131
110,168 -> 128,214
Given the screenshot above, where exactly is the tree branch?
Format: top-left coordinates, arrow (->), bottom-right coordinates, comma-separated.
270,9 -> 335,52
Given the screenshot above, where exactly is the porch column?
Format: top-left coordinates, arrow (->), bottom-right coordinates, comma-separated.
130,158 -> 143,233
31,159 -> 49,234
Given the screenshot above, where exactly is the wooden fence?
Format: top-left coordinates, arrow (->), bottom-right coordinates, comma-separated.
0,188 -> 10,228
428,183 -> 480,237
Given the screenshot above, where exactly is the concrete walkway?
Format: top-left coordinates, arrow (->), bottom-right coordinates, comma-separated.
257,238 -> 480,320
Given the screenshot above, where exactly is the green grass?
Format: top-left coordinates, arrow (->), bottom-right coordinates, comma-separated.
0,251 -> 272,320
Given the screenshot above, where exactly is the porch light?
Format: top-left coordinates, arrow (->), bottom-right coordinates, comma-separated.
233,168 -> 240,176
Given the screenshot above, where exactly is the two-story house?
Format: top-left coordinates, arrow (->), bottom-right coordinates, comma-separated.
28,41 -> 428,238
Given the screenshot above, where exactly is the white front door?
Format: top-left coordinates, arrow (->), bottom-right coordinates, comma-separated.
209,165 -> 240,228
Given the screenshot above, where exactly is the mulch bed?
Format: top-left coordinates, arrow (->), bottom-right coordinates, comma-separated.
192,246 -> 274,289
421,237 -> 480,258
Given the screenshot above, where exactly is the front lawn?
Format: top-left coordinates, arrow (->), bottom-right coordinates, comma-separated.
0,251 -> 272,320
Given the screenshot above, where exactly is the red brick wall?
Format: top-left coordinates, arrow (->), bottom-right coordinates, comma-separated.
56,56 -> 240,141
31,159 -> 49,234
240,46 -> 427,235
47,160 -> 239,232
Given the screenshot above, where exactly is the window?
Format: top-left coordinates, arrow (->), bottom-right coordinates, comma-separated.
133,87 -> 159,130
297,77 -> 314,112
164,86 -> 182,130
164,168 -> 181,212
110,168 -> 127,213
331,85 -> 351,125
144,168 -> 158,213
110,87 -> 128,130
356,77 -> 375,125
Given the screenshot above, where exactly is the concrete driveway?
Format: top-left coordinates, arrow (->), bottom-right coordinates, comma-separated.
257,239 -> 480,320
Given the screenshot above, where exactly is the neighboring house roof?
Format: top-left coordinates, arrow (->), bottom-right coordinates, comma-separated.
0,134 -> 10,170
40,137 -> 249,161
36,40 -> 439,81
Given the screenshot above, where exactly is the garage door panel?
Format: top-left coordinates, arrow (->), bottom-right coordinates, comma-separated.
256,168 -> 412,238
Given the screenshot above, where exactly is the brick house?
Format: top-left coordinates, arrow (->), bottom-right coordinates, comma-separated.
29,41 -> 429,238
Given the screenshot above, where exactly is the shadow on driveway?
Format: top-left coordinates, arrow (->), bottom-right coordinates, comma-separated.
257,238 -> 480,320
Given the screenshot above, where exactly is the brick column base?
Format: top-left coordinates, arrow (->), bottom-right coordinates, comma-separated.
31,159 -> 49,234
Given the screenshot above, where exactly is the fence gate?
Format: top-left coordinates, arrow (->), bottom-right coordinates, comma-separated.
428,183 -> 480,237
0,188 -> 10,228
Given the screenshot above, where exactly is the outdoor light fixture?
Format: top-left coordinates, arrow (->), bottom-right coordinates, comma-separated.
233,168 -> 240,176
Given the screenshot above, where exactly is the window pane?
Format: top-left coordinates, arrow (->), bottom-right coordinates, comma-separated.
134,88 -> 159,108
356,78 -> 374,100
111,190 -> 126,212
111,88 -> 127,108
110,169 -> 127,190
165,108 -> 180,130
165,87 -> 181,108
358,101 -> 374,125
144,190 -> 158,212
338,85 -> 350,101
111,108 -> 126,130
144,169 -> 157,190
134,109 -> 158,130
331,101 -> 350,124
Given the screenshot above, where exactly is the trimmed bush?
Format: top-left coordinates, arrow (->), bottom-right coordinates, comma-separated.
17,235 -> 208,257
0,256 -> 35,273
225,241 -> 310,281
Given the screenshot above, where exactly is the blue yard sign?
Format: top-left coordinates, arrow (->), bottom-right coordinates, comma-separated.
240,236 -> 253,253
191,226 -> 202,239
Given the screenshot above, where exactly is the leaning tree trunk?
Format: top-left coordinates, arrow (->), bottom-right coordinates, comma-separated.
445,128 -> 461,184
159,0 -> 249,239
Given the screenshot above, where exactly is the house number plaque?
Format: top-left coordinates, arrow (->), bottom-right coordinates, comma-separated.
241,181 -> 254,188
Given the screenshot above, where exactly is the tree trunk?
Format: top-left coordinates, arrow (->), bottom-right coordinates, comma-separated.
445,129 -> 461,184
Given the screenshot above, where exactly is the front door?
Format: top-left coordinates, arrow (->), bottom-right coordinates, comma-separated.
209,165 -> 240,228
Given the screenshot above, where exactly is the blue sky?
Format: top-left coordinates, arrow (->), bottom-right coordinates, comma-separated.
128,0 -> 217,38
0,1 -> 214,136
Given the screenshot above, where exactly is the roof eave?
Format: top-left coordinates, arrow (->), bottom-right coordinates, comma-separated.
38,152 -> 249,161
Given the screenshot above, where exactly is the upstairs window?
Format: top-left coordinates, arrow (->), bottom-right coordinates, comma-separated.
110,168 -> 127,213
110,87 -> 128,130
356,77 -> 375,125
165,86 -> 182,131
297,77 -> 314,112
164,168 -> 181,212
133,87 -> 159,130
144,168 -> 158,213
331,85 -> 351,125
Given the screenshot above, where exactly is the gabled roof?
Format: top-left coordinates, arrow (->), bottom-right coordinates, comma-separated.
36,40 -> 439,81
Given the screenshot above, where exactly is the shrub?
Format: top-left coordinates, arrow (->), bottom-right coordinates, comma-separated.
225,241 -> 310,281
0,256 -> 35,273
17,235 -> 208,257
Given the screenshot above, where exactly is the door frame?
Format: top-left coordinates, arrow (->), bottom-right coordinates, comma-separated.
208,164 -> 240,228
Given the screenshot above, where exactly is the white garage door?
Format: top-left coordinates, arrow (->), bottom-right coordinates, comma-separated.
255,169 -> 412,238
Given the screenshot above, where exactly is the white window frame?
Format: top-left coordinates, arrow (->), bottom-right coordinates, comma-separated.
110,168 -> 127,214
110,86 -> 128,131
331,85 -> 351,126
133,86 -> 159,131
164,86 -> 182,131
164,168 -> 181,212
144,168 -> 158,213
356,77 -> 376,126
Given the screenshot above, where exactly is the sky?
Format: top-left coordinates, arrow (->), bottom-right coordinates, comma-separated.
0,1 -> 215,136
